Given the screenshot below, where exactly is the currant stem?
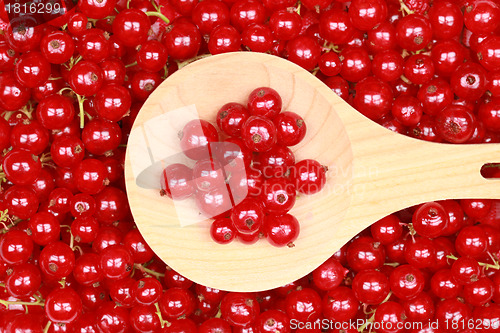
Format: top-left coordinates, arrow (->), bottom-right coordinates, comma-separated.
399,0 -> 414,16
0,298 -> 45,308
76,94 -> 86,129
134,264 -> 166,278
43,321 -> 52,333
125,61 -> 137,68
145,11 -> 170,25
155,302 -> 170,328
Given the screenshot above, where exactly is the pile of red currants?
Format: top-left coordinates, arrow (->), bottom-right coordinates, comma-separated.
0,0 -> 500,331
161,87 -> 326,247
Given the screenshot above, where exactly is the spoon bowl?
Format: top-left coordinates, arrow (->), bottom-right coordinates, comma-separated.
125,52 -> 500,292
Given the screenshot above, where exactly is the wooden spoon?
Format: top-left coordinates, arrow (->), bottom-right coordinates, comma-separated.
125,52 -> 500,292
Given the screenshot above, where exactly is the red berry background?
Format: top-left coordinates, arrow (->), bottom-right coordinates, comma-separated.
1,0 -> 500,332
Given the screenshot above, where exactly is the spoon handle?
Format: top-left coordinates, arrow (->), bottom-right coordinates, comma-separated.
336,101 -> 500,225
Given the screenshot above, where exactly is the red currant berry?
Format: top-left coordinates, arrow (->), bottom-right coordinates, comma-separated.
112,8 -> 151,47
413,202 -> 449,238
389,264 -> 425,300
265,213 -> 300,247
352,269 -> 390,305
0,230 -> 34,265
211,218 -> 237,244
291,159 -> 326,195
322,286 -> 358,322
179,120 -> 219,160
217,102 -> 250,137
221,293 -> 260,327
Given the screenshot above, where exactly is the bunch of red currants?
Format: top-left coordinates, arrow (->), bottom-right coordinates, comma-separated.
161,87 -> 326,247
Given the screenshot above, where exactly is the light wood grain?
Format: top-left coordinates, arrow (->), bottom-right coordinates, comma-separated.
125,52 -> 500,292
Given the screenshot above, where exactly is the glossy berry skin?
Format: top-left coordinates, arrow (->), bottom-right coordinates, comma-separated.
231,198 -> 265,235
396,14 -> 432,52
36,94 -> 76,130
404,237 -> 435,268
137,40 -> 168,73
319,10 -> 354,45
435,105 -> 476,144
123,229 -> 154,264
112,9 -> 151,47
159,287 -> 196,319
196,186 -> 232,218
260,177 -> 296,214
0,230 -> 34,265
284,288 -> 322,323
94,84 -> 132,122
230,0 -> 267,33
28,212 -> 61,246
389,264 -> 425,300
255,309 -> 290,333
417,78 -> 454,116
78,29 -> 111,63
430,269 -> 462,299
348,0 -> 387,31
352,269 -> 390,305
455,226 -> 488,258
273,111 -> 306,147
0,71 -> 31,111
450,62 -> 487,101
130,304 -> 161,332
247,87 -> 282,119
78,0 -> 116,19
373,301 -> 405,333
413,202 -> 449,238
354,77 -> 393,120
462,277 -> 494,306
163,20 -> 202,60
339,46 -> 372,83
68,60 -> 104,97
291,159 -> 326,195
460,199 -> 492,219
99,244 -> 133,280
242,23 -> 273,53
39,241 -> 75,279
286,35 -> 321,71
96,301 -> 131,332
372,50 -> 404,82
15,51 -> 51,88
5,263 -> 41,298
479,98 -> 500,132
199,318 -> 232,333
402,292 -> 435,323
451,256 -> 481,285
208,25 -> 241,55
241,116 -> 277,152
322,286 -> 358,322
193,158 -> 225,192
221,293 -> 260,327
2,149 -> 41,186
179,120 -> 219,160
192,0 -> 230,35
463,0 -> 500,35
269,10 -> 302,41
45,287 -> 83,323
477,35 -> 500,71
258,145 -> 295,178
312,257 -> 348,291
40,31 -> 75,64
265,214 -> 300,247
370,215 -> 403,245
73,253 -> 103,285
217,102 -> 250,137
74,159 -> 108,195
4,185 -> 40,219
404,54 -> 435,85
346,236 -> 386,272
431,40 -> 466,78
51,135 -> 85,168
211,218 -> 237,244
428,1 -> 463,40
